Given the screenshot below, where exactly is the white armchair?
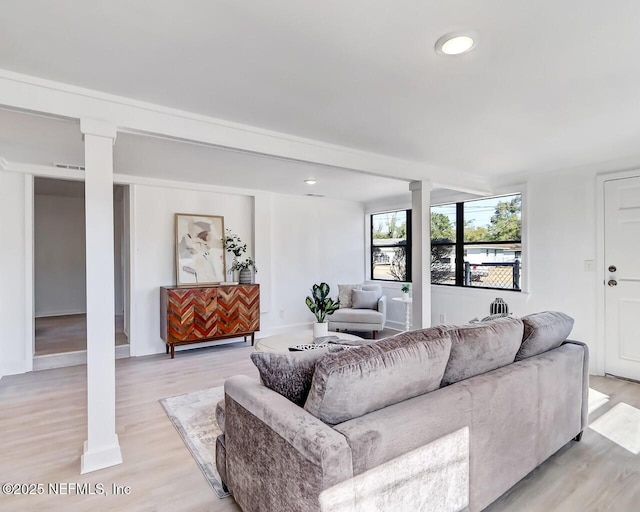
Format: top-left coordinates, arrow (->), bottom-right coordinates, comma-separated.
328,284 -> 386,339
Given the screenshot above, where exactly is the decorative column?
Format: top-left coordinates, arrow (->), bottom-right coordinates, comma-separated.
410,180 -> 433,329
80,118 -> 122,474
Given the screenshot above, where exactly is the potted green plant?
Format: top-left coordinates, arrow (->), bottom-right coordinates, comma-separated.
401,283 -> 411,300
305,282 -> 340,338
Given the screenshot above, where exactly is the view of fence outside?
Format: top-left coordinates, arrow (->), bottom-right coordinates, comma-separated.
372,194 -> 522,289
431,251 -> 522,290
431,194 -> 522,290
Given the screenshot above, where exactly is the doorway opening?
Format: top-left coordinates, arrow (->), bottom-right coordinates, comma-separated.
33,177 -> 130,369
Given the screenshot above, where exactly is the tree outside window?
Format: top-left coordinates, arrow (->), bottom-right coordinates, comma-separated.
371,210 -> 411,282
431,194 -> 522,290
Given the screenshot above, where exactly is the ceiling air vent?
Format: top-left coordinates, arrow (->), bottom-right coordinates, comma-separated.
54,163 -> 85,171
306,193 -> 325,198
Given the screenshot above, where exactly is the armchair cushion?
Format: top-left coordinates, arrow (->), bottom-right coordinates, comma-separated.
361,283 -> 382,299
352,289 -> 380,309
329,308 -> 384,324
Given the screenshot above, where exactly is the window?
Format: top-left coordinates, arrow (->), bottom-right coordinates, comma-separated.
371,209 -> 411,282
431,193 -> 522,290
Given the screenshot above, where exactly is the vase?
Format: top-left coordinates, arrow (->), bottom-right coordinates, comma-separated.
402,292 -> 410,300
313,322 -> 328,338
490,297 -> 509,315
239,269 -> 253,284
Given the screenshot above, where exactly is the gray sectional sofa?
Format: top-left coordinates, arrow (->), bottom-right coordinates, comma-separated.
216,312 -> 588,512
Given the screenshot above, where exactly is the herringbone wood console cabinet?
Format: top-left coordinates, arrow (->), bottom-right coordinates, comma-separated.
160,284 -> 260,358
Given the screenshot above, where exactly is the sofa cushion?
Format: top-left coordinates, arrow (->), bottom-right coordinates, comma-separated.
338,284 -> 361,308
304,332 -> 452,425
352,289 -> 379,309
441,317 -> 524,386
329,308 -> 384,324
250,349 -> 328,406
515,311 -> 574,361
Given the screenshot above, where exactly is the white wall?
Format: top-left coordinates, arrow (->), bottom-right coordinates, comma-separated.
113,187 -> 125,316
365,168 -> 602,371
130,183 -> 365,356
0,172 -> 28,377
131,184 -> 253,356
34,193 -> 86,316
430,168 -> 599,370
269,194 -> 365,330
0,170 -> 367,374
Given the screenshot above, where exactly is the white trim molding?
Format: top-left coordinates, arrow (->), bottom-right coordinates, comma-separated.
0,68 -> 490,192
80,117 -> 117,142
24,174 -> 34,373
595,168 -> 640,377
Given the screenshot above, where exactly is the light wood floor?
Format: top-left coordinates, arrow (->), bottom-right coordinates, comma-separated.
1,344 -> 639,511
35,314 -> 128,355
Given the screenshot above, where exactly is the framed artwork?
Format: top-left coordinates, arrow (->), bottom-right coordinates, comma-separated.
175,213 -> 226,286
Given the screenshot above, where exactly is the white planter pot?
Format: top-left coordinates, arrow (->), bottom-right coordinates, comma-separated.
313,322 -> 328,338
402,292 -> 410,300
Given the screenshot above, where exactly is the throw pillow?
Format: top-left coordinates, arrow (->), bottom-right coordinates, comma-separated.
352,289 -> 379,309
440,316 -> 524,386
515,311 -> 574,361
338,284 -> 361,308
250,349 -> 328,406
361,284 -> 382,299
304,333 -> 452,424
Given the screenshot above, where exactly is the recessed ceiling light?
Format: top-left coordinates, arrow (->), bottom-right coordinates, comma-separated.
304,179 -> 317,185
435,34 -> 476,56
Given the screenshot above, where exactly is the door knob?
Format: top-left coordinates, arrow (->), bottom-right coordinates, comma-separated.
608,265 -> 617,273
608,279 -> 618,287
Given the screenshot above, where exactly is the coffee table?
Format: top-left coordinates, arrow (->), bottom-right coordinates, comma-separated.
254,329 -> 364,353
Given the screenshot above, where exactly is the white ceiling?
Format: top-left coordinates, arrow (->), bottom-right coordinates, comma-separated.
0,108 -> 410,203
2,1 -> 640,178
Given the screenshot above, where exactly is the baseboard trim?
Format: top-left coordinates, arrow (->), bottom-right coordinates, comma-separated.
35,310 -> 86,318
81,438 -> 123,474
0,361 -> 28,379
385,320 -> 406,331
33,345 -> 130,371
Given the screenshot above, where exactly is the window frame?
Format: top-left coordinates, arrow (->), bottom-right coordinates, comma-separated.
370,209 -> 412,283
431,194 -> 522,292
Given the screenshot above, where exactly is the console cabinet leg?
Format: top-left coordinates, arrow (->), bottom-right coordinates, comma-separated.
251,333 -> 255,346
171,345 -> 175,359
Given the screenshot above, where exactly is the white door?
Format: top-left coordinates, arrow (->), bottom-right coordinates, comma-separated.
605,176 -> 640,380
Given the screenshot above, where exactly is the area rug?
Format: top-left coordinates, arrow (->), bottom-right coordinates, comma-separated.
159,386 -> 230,498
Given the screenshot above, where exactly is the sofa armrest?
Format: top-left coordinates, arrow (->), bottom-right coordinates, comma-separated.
223,375 -> 354,510
563,339 -> 590,431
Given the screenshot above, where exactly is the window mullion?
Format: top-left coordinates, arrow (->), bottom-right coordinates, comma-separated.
455,202 -> 464,286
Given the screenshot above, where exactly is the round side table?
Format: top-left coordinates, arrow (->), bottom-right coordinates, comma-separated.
392,297 -> 413,331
